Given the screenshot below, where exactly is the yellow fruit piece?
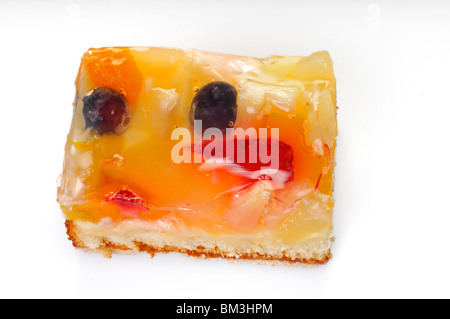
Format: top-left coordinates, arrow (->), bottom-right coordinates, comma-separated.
292,51 -> 336,103
305,88 -> 337,148
276,193 -> 333,243
224,181 -> 273,231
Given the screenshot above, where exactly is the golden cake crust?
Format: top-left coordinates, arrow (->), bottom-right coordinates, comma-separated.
65,220 -> 332,266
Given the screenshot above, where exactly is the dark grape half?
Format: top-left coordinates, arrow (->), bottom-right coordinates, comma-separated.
82,87 -> 131,135
189,81 -> 237,134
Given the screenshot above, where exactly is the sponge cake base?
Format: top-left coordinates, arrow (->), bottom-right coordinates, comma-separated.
65,220 -> 333,266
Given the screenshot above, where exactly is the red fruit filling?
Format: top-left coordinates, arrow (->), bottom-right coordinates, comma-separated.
192,137 -> 294,185
106,188 -> 148,211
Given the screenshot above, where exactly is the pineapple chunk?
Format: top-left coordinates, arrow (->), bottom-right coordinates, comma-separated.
305,88 -> 337,149
224,181 -> 273,231
276,193 -> 333,243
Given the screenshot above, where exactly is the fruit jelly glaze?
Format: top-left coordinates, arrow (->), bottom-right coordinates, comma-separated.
58,47 -> 337,243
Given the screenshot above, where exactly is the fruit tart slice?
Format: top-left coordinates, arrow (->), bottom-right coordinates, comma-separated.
58,47 -> 338,265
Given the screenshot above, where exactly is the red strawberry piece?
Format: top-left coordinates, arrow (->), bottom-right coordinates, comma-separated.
193,137 -> 294,186
106,187 -> 149,211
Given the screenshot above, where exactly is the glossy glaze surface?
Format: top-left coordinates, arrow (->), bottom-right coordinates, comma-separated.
58,47 -> 337,243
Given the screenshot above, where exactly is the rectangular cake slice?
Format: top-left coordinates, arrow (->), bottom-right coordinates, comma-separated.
58,47 -> 337,265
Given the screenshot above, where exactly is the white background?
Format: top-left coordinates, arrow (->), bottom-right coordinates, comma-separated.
0,0 -> 449,299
